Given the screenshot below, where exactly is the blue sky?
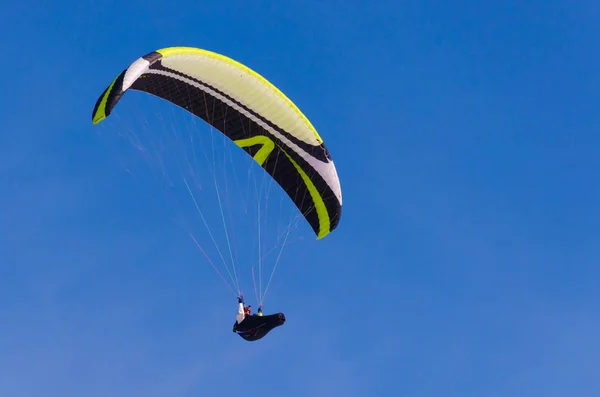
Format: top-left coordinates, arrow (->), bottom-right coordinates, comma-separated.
2,0 -> 600,396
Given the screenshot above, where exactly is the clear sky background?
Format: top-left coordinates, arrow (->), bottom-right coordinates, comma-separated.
2,1 -> 600,396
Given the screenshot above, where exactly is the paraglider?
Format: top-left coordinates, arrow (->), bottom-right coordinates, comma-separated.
233,296 -> 285,341
91,46 -> 342,341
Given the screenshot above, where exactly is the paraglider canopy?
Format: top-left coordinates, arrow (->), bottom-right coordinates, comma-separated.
92,47 -> 342,240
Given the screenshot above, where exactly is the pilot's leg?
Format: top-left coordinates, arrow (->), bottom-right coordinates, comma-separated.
236,301 -> 245,324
